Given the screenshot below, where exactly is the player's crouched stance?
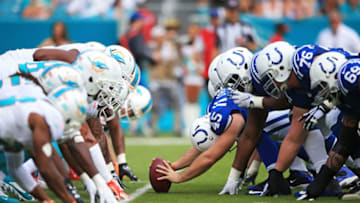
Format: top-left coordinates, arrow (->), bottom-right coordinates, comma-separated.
154,47 -> 252,190
155,88 -> 246,186
298,58 -> 360,200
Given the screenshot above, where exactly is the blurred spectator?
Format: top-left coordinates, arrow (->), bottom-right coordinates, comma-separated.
269,23 -> 289,43
217,0 -> 258,52
181,20 -> 204,135
195,0 -> 211,27
149,25 -> 182,136
138,3 -> 157,44
339,0 -> 360,16
318,0 -> 339,16
284,0 -> 316,20
200,9 -> 220,81
317,10 -> 360,52
120,12 -> 156,69
256,0 -> 284,19
67,0 -> 115,17
239,0 -> 255,13
22,0 -> 53,19
39,21 -> 71,47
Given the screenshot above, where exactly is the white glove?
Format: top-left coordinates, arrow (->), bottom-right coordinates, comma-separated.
80,173 -> 97,203
357,121 -> 360,136
218,177 -> 242,195
299,103 -> 331,131
87,101 -> 99,118
218,167 -> 242,195
92,174 -> 117,203
232,90 -> 263,109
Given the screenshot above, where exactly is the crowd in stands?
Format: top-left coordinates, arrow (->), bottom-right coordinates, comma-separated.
1,0 -> 360,136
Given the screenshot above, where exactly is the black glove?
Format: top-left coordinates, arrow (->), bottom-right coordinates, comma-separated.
111,170 -> 128,189
306,165 -> 337,199
267,169 -> 291,196
119,163 -> 138,181
65,178 -> 84,203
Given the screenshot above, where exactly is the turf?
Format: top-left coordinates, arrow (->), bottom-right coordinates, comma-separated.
49,140 -> 357,203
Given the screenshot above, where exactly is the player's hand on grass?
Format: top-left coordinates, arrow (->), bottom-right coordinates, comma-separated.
267,169 -> 291,196
156,161 -> 182,183
218,177 -> 242,195
92,174 -> 117,203
81,175 -> 97,203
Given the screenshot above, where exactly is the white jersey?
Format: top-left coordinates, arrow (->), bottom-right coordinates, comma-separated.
317,108 -> 342,139
0,75 -> 46,101
0,100 -> 64,150
0,42 -> 102,79
263,109 -> 291,141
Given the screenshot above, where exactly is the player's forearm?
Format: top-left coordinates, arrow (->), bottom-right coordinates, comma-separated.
178,153 -> 217,183
263,96 -> 292,110
108,117 -> 125,155
33,48 -> 79,63
275,109 -> 308,172
232,133 -> 258,171
172,146 -> 201,170
67,141 -> 99,177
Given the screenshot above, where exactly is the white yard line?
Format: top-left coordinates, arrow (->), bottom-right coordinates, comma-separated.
121,183 -> 152,203
126,137 -> 191,146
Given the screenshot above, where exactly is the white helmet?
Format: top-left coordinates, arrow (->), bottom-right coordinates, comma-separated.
250,41 -> 295,99
310,51 -> 347,105
207,81 -> 218,98
73,50 -> 130,121
47,85 -> 88,142
119,85 -> 152,120
208,54 -> 223,92
104,45 -> 141,89
39,62 -> 84,93
209,47 -> 253,93
190,115 -> 218,152
85,41 -> 106,51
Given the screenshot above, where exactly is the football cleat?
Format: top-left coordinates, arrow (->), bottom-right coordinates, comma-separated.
295,178 -> 342,198
340,180 -> 360,200
107,179 -> 131,200
246,179 -> 268,196
111,170 -> 127,189
0,183 -> 19,203
69,167 -> 80,181
287,170 -> 314,189
119,163 -> 138,181
2,178 -> 35,201
65,179 -> 84,203
336,166 -> 359,188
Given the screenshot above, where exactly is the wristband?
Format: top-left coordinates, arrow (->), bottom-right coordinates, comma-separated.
251,96 -> 264,109
92,173 -> 107,187
229,167 -> 242,180
80,173 -> 91,183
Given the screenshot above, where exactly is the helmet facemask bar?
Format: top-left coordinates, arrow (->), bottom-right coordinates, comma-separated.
312,81 -> 338,105
96,79 -> 129,121
262,71 -> 282,99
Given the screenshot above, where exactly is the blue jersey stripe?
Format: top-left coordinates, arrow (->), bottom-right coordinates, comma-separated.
266,123 -> 291,135
265,114 -> 288,126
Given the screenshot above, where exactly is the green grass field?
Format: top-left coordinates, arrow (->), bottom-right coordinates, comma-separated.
49,137 -> 357,203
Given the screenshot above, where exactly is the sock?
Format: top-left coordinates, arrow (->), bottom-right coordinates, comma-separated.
257,132 -> 279,170
247,160 -> 260,175
89,144 -> 113,183
116,153 -> 126,165
289,156 -> 308,172
325,134 -> 337,153
304,129 -> 328,173
22,159 -> 37,174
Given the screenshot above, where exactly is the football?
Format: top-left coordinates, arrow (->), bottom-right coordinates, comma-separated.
149,157 -> 171,193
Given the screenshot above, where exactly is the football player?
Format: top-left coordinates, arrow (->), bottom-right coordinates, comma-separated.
230,42 -> 348,196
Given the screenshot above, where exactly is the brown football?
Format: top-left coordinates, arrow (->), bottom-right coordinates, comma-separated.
149,157 -> 171,193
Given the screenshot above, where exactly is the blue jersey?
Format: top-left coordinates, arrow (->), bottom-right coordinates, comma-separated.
338,58 -> 360,116
207,88 -> 248,135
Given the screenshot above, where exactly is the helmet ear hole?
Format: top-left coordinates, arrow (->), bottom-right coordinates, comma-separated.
279,66 -> 284,71
334,74 -> 338,80
89,77 -> 93,83
244,63 -> 248,70
66,119 -> 71,124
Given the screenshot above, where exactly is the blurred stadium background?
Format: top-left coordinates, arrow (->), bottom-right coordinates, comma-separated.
1,0 -> 360,135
